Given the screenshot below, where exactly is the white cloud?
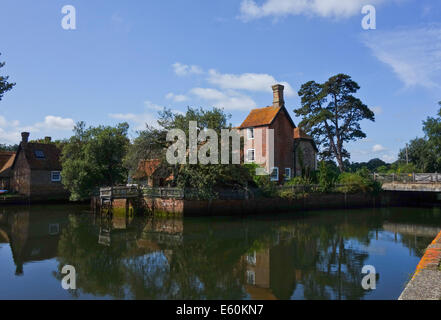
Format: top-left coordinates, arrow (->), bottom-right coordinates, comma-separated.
362,25 -> 441,89
239,0 -> 389,20
207,69 -> 295,96
190,88 -> 257,111
109,112 -> 159,130
35,116 -> 75,131
372,144 -> 387,152
0,115 -> 75,144
144,100 -> 164,111
172,62 -> 203,76
166,93 -> 188,102
169,62 -> 295,112
381,153 -> 396,163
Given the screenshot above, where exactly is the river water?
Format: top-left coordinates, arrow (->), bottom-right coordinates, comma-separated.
0,205 -> 440,300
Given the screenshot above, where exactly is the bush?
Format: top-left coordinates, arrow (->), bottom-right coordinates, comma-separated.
337,172 -> 382,194
286,176 -> 313,186
253,175 -> 278,198
318,161 -> 339,192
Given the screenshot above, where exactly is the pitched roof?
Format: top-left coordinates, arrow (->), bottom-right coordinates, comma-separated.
13,143 -> 62,171
0,152 -> 16,177
239,106 -> 280,128
239,106 -> 295,129
0,151 -> 15,169
294,128 -> 313,140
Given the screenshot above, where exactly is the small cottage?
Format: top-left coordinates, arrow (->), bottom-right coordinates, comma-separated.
239,84 -> 318,183
9,132 -> 68,199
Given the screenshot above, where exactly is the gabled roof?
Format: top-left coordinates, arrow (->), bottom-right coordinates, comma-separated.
239,106 -> 296,129
12,143 -> 62,171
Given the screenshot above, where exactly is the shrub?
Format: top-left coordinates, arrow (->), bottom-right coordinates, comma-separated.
337,172 -> 382,194
318,161 -> 338,192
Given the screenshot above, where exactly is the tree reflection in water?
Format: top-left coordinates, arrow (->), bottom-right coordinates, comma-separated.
49,208 -> 439,300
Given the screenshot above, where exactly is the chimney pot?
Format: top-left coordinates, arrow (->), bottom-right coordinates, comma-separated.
272,84 -> 285,108
21,132 -> 30,144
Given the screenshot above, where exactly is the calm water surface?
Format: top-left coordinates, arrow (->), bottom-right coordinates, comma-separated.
0,205 -> 440,300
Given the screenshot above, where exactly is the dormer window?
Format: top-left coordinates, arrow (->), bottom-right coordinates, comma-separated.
34,150 -> 45,159
247,128 -> 254,140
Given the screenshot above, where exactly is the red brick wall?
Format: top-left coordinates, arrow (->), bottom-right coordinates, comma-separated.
30,170 -> 68,198
269,108 -> 294,183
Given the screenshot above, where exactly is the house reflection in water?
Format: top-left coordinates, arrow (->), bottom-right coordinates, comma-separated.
0,208 -> 70,276
243,249 -> 276,300
241,241 -> 304,300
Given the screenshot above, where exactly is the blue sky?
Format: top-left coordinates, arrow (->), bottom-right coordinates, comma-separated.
0,0 -> 440,162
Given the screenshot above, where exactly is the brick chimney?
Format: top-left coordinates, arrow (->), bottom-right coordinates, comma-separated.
45,136 -> 52,143
272,84 -> 285,108
21,132 -> 30,146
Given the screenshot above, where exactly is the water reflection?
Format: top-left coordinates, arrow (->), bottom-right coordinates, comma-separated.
0,206 -> 440,300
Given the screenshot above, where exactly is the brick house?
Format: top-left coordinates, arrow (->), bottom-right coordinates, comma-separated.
238,84 -> 317,183
133,159 -> 174,187
9,132 -> 68,199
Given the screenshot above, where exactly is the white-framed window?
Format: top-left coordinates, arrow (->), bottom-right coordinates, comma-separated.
246,270 -> 256,285
284,168 -> 291,181
51,171 -> 61,182
49,223 -> 60,235
247,149 -> 255,162
270,167 -> 279,181
247,127 -> 254,140
246,251 -> 257,265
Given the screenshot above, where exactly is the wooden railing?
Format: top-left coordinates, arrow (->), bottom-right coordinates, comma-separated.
374,173 -> 441,184
100,186 -> 140,199
141,187 -> 184,199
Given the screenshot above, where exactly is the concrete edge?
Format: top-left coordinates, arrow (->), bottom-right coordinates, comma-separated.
399,230 -> 441,300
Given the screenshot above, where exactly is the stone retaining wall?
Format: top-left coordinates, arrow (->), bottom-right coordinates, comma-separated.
399,230 -> 441,300
99,190 -> 441,217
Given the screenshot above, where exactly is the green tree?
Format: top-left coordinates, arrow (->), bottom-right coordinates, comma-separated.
294,74 -> 375,172
0,53 -> 15,102
397,138 -> 434,172
422,102 -> 441,171
126,107 -> 253,199
61,121 -> 130,200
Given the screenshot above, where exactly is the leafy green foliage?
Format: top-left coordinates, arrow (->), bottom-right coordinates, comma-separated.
337,168 -> 382,194
294,74 -> 375,171
318,161 -> 339,192
61,121 -> 130,201
0,53 -> 15,102
397,102 -> 441,172
126,107 -> 255,199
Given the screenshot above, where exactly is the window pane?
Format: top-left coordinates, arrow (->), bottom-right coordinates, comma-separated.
35,150 -> 45,158
247,150 -> 255,161
285,168 -> 291,180
270,168 -> 278,181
